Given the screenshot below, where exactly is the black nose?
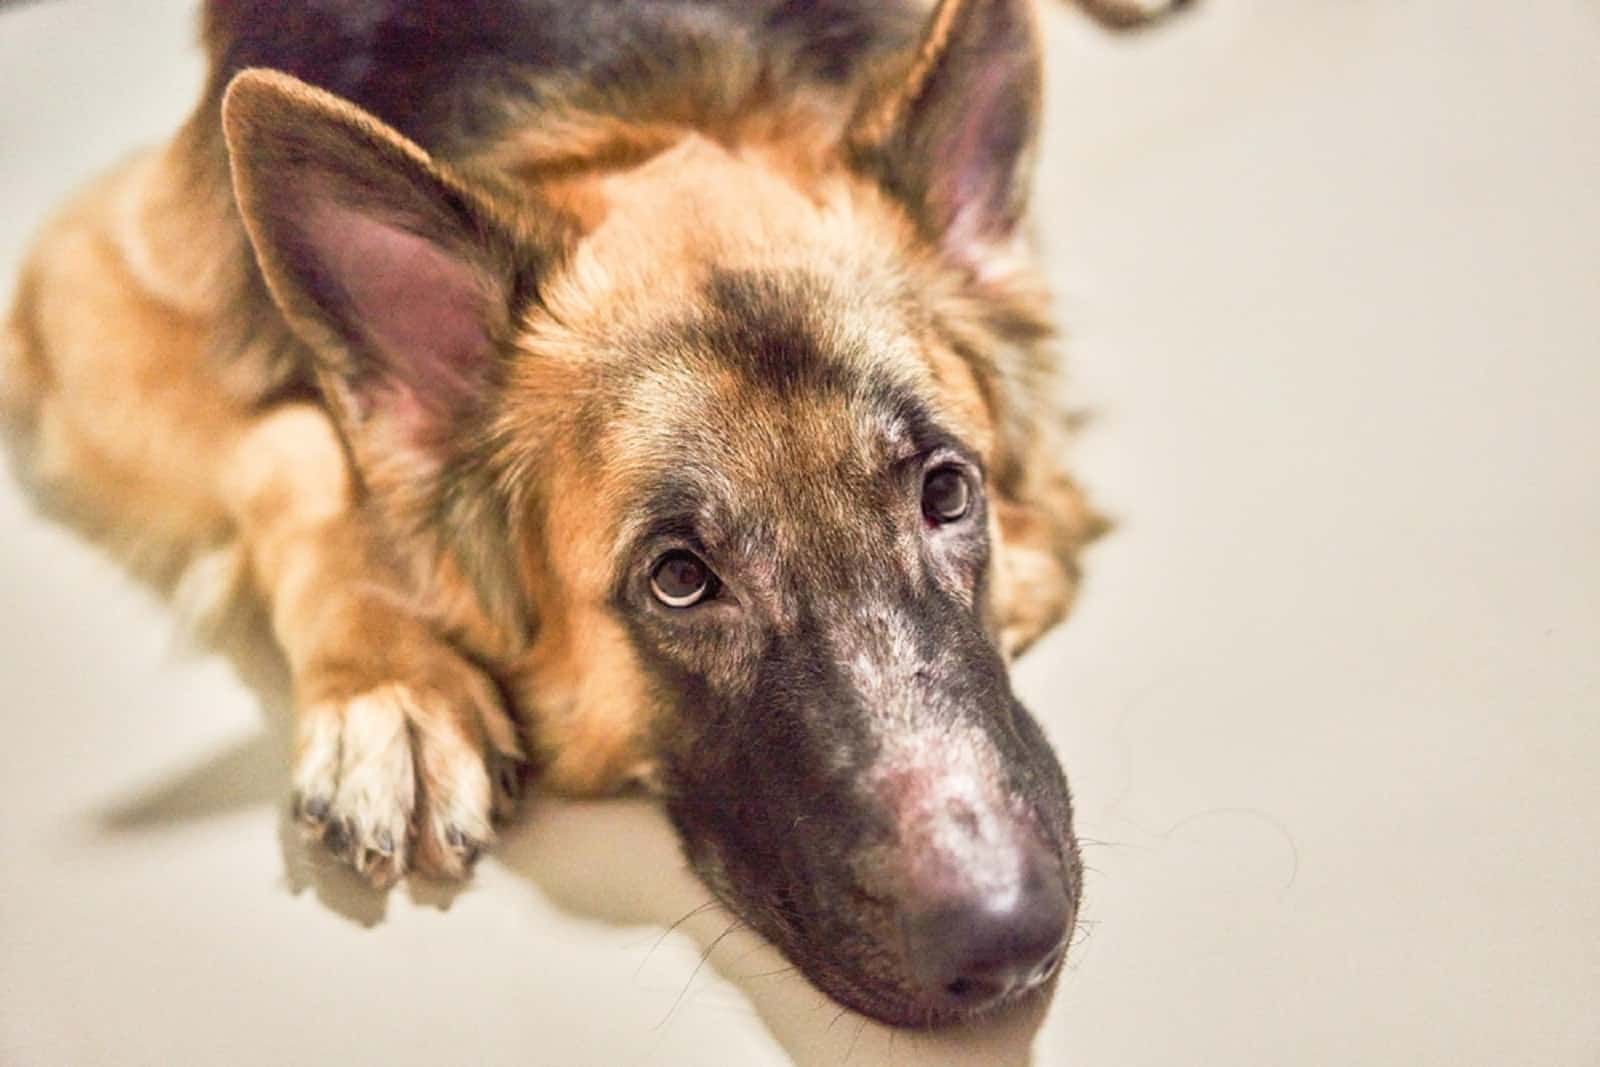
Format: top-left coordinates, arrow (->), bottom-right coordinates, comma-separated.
902,854 -> 1072,1011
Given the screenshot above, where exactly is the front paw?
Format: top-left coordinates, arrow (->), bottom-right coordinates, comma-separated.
291,648 -> 525,887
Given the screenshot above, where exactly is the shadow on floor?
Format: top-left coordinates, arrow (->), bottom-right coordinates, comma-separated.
86,600 -> 1048,1065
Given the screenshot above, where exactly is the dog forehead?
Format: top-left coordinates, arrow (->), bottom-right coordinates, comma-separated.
550,134 -> 840,305
618,271 -> 944,488
598,279 -> 928,547
533,130 -> 929,357
503,136 -> 992,566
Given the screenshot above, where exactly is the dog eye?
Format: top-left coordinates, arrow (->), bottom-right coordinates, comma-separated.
922,467 -> 971,523
650,550 -> 716,607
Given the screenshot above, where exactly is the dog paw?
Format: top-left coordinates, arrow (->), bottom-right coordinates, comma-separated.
291,649 -> 525,887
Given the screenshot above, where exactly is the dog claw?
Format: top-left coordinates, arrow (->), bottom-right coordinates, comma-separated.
351,844 -> 400,887
292,666 -> 513,885
323,818 -> 352,856
296,793 -> 331,823
439,824 -> 483,869
497,763 -> 521,799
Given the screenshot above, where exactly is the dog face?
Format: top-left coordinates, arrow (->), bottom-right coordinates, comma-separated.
225,0 -> 1082,1027
617,328 -> 1081,1025
533,250 -> 1082,1026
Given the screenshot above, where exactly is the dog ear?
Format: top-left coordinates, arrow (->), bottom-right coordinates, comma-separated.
222,68 -> 557,453
848,0 -> 1042,275
223,69 -> 565,638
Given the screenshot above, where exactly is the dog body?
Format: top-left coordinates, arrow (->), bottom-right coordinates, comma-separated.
1,0 -> 1143,1026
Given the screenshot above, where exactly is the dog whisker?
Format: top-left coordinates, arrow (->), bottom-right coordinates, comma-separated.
843,1015 -> 869,1063
1076,836 -> 1135,851
653,918 -> 743,1031
635,898 -> 721,981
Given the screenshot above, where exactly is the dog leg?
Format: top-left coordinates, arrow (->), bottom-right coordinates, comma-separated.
222,405 -> 525,886
7,147 -> 521,887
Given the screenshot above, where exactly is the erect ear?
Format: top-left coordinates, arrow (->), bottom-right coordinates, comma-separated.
222,68 -> 549,451
223,69 -> 564,636
848,0 -> 1042,274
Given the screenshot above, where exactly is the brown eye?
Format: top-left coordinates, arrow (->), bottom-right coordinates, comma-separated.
650,551 -> 715,607
922,466 -> 971,523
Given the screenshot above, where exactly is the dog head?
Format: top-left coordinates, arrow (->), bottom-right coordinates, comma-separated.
224,0 -> 1093,1027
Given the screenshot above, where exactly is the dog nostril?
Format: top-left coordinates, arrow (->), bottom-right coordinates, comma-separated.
943,974 -> 1005,1004
902,852 -> 1072,1011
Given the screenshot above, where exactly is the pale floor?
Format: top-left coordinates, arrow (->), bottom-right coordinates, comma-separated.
1,1 -> 1596,1065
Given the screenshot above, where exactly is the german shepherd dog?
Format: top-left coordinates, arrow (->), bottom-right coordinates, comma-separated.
2,0 -> 1183,1029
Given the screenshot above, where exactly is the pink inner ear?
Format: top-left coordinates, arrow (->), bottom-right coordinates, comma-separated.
307,197 -> 495,427
895,0 -> 1038,278
934,57 -> 1021,263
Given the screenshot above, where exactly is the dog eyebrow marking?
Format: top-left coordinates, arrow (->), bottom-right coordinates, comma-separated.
691,268 -> 855,398
606,486 -> 724,600
690,267 -> 969,459
626,489 -> 728,563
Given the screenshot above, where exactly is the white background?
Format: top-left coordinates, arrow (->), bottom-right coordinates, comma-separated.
1,1 -> 1596,1064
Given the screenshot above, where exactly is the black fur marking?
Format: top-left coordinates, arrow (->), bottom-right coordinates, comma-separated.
205,0 -> 921,154
697,270 -> 855,399
695,270 -> 976,466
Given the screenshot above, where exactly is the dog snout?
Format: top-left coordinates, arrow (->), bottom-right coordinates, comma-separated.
862,728 -> 1076,1014
900,843 -> 1072,1011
